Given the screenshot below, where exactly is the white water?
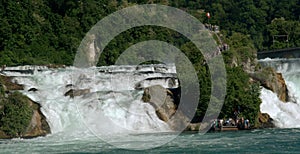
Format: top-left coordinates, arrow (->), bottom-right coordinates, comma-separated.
259,58 -> 300,128
4,64 -> 178,138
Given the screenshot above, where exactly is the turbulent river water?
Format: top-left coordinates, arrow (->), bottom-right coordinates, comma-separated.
1,129 -> 300,153
1,58 -> 300,153
259,58 -> 300,128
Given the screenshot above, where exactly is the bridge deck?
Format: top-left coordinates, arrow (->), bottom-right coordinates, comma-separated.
257,47 -> 300,59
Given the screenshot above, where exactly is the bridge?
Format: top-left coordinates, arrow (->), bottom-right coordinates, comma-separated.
257,47 -> 300,59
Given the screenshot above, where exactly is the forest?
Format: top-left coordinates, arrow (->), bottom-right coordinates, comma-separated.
0,0 -> 299,66
0,0 -> 299,126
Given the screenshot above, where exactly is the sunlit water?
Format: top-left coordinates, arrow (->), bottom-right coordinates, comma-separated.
1,129 -> 300,153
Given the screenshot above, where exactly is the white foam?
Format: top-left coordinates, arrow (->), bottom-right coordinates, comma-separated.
259,58 -> 300,128
260,88 -> 300,128
6,65 -> 175,137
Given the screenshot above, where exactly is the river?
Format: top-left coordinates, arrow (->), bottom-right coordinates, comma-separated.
1,58 -> 300,153
1,128 -> 300,153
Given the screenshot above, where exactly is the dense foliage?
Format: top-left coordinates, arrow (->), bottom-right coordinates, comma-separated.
0,0 -> 299,66
0,91 -> 32,137
0,0 -> 299,126
201,0 -> 300,50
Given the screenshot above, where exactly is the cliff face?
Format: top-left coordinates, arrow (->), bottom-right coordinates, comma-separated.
249,66 -> 289,128
142,85 -> 190,131
225,46 -> 284,128
250,67 -> 288,102
23,99 -> 50,138
0,75 -> 50,139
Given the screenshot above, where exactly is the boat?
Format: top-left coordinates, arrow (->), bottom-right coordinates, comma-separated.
213,126 -> 239,131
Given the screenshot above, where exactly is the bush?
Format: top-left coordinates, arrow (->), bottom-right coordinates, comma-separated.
0,92 -> 32,137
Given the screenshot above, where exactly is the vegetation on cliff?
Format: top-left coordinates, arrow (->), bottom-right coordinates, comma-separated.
0,91 -> 32,137
0,76 -> 50,138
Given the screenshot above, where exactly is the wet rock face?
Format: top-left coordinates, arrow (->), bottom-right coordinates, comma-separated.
28,88 -> 38,92
64,89 -> 90,98
250,68 -> 288,102
0,75 -> 23,91
258,112 -> 275,128
23,100 -> 51,138
142,85 -> 189,131
273,73 -> 288,102
142,85 -> 176,121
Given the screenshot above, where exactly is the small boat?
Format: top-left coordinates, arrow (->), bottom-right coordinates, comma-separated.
210,117 -> 251,132
213,126 -> 239,131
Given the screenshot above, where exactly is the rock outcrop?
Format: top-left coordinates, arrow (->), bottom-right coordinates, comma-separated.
28,88 -> 38,92
64,89 -> 90,98
250,67 -> 288,102
249,67 -> 288,128
249,68 -> 286,128
0,76 -> 23,91
74,34 -> 101,67
185,123 -> 200,131
23,99 -> 50,138
142,85 -> 190,131
0,75 -> 50,139
257,112 -> 275,128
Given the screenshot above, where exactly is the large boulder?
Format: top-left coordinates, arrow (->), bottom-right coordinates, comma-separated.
142,85 -> 189,131
23,99 -> 51,138
250,67 -> 288,102
257,112 -> 275,128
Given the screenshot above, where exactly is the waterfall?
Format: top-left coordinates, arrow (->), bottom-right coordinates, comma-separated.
4,64 -> 178,137
259,58 -> 300,128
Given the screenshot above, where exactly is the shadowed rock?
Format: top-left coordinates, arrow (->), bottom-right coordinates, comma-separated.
66,84 -> 74,88
28,88 -> 38,92
258,112 -> 275,128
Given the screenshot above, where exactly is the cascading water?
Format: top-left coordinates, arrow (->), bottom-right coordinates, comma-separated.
259,58 -> 300,128
4,64 -> 178,138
